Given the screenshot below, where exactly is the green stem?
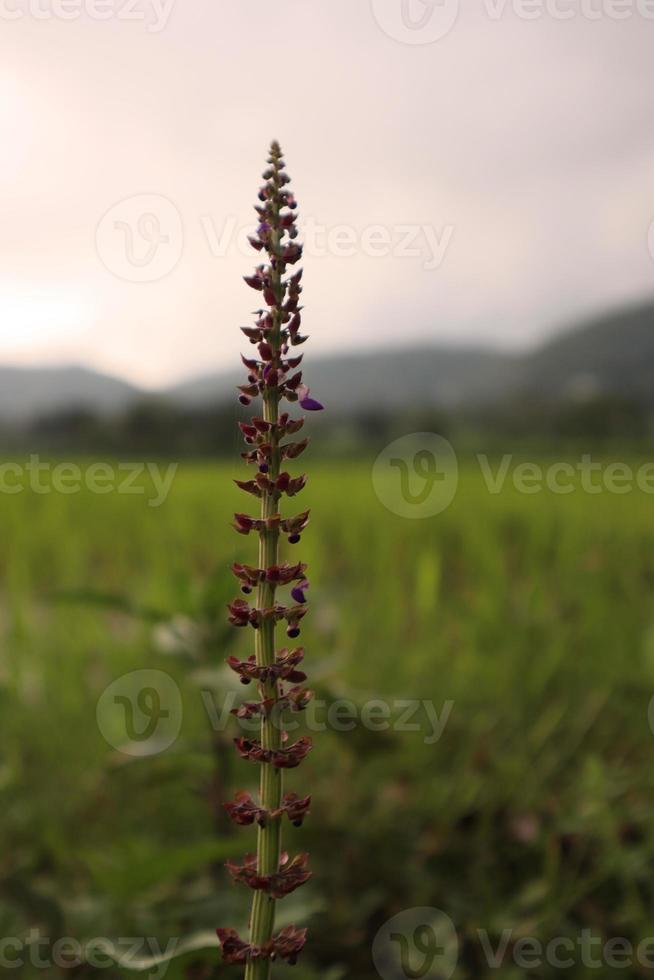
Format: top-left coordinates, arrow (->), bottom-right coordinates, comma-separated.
244,393 -> 280,980
245,178 -> 284,980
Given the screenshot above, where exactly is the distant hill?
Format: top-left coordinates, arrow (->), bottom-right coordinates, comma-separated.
0,365 -> 140,422
169,298 -> 654,412
519,301 -> 654,405
1,297 -> 653,420
167,345 -> 515,413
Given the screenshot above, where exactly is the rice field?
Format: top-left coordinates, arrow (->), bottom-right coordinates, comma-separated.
2,455 -> 654,978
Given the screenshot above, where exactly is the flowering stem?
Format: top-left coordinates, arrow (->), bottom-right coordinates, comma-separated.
246,367 -> 282,980
218,141 -> 323,977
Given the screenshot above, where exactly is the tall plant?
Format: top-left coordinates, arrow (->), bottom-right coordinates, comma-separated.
217,141 -> 323,978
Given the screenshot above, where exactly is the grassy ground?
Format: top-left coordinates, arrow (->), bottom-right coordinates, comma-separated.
1,456 -> 654,978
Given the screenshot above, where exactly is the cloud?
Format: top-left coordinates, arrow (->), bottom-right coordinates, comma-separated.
0,1 -> 652,384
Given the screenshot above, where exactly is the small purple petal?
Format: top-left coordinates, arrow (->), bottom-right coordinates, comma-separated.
299,396 -> 324,411
297,384 -> 323,411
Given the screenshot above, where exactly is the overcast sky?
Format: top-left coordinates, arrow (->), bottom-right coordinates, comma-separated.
1,0 -> 653,387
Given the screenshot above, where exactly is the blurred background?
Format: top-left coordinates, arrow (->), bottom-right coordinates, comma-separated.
2,2 -> 654,977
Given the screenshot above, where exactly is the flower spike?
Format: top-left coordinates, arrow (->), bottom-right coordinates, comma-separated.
218,141 -> 321,978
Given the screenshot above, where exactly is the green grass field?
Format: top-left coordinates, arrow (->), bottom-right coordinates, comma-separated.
2,457 -> 654,978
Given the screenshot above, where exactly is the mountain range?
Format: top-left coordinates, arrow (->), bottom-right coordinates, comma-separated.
1,298 -> 652,422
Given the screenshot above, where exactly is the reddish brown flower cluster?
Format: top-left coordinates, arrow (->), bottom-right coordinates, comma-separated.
231,687 -> 312,720
232,510 -> 310,543
226,648 -> 307,686
217,141 -> 322,976
226,852 -> 312,899
226,598 -> 307,638
234,735 -> 313,769
216,926 -> 307,967
224,790 -> 311,828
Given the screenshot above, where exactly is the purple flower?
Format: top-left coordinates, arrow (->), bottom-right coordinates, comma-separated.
297,384 -> 324,411
291,579 -> 309,604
